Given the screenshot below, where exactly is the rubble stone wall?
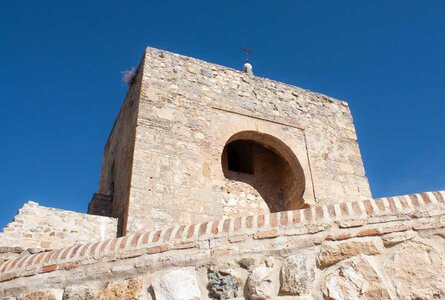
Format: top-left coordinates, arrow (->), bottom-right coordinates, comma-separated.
124,48 -> 372,233
1,191 -> 444,299
0,201 -> 117,256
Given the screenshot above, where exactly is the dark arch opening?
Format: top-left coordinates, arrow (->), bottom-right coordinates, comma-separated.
222,131 -> 306,212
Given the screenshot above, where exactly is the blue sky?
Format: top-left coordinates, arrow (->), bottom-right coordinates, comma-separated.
0,1 -> 444,229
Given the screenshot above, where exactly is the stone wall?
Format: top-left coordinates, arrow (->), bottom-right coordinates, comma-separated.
0,201 -> 117,255
112,47 -> 372,233
94,56 -> 145,235
1,190 -> 444,299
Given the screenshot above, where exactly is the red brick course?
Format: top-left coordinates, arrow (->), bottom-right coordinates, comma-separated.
0,190 -> 443,283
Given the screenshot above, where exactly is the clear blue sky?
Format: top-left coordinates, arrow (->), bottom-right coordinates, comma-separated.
1,1 -> 444,229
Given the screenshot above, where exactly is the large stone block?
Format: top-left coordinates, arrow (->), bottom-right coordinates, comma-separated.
245,262 -> 275,300
385,241 -> 445,299
279,253 -> 315,295
151,267 -> 201,300
318,238 -> 381,267
322,256 -> 390,300
207,269 -> 239,299
96,278 -> 143,300
63,285 -> 96,300
22,289 -> 63,300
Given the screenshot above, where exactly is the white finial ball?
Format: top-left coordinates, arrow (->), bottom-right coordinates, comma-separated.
243,62 -> 253,75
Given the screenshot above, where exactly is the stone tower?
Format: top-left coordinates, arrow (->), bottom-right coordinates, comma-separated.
88,47 -> 371,235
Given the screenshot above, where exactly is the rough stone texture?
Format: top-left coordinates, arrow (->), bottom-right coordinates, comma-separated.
323,256 -> 390,300
63,285 -> 96,300
385,241 -> 445,299
96,278 -> 143,300
93,57 -> 144,235
279,253 -> 315,295
0,192 -> 445,299
0,246 -> 23,264
221,181 -> 271,219
94,47 -> 371,233
152,268 -> 201,300
318,238 -> 381,267
0,201 -> 117,250
22,289 -> 63,300
245,263 -> 275,299
381,231 -> 416,247
222,138 -> 306,213
207,269 -> 239,299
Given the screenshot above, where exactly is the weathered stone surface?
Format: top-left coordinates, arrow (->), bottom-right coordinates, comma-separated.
245,264 -> 274,299
152,267 -> 201,300
207,269 -> 239,299
237,258 -> 255,270
381,231 -> 416,247
385,241 -> 445,299
0,201 -> 117,250
95,47 -> 371,234
63,285 -> 96,300
279,253 -> 315,295
318,239 -> 381,267
1,201 -> 445,299
0,247 -> 23,254
323,256 -> 390,300
22,289 -> 63,300
96,278 -> 143,300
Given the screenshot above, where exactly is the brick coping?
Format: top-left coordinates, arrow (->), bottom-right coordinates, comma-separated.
0,190 -> 444,283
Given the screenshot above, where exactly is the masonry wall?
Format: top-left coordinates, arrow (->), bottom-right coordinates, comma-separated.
0,201 -> 117,252
1,191 -> 444,300
95,58 -> 145,235
124,47 -> 371,233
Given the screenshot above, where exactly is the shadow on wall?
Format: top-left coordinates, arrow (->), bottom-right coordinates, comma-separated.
222,131 -> 307,212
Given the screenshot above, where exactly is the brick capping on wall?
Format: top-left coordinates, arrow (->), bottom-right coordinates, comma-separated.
0,190 -> 444,283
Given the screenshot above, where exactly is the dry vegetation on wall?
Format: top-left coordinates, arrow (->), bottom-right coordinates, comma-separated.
121,67 -> 137,86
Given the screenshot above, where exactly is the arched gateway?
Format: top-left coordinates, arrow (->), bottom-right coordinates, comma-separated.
222,131 -> 307,212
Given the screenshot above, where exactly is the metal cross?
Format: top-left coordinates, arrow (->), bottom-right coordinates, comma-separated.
241,48 -> 254,62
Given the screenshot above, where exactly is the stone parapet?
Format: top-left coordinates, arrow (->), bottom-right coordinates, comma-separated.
0,191 -> 444,299
0,201 -> 118,251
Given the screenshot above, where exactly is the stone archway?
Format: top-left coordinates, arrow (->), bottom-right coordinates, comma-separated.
221,131 -> 307,214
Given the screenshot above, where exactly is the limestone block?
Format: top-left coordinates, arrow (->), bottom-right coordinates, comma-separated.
207,269 -> 239,299
279,253 -> 315,295
245,264 -> 274,300
152,267 -> 201,300
63,285 -> 96,300
317,239 -> 381,268
385,241 -> 445,299
22,289 -> 63,300
381,231 -> 416,247
96,278 -> 143,300
322,256 -> 390,300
